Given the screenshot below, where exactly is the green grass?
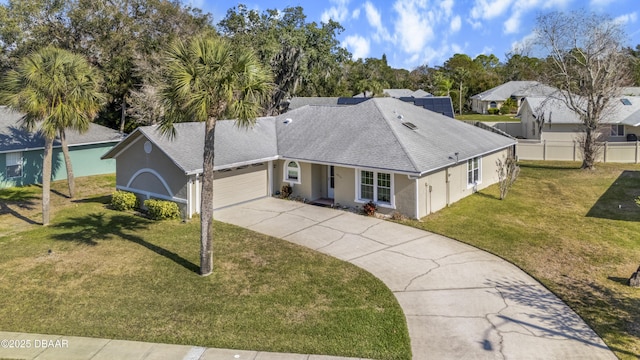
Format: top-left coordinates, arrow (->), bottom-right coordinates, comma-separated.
456,113 -> 520,122
0,176 -> 411,360
402,161 -> 640,359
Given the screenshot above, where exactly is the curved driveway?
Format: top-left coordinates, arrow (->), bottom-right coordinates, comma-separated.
214,198 -> 616,360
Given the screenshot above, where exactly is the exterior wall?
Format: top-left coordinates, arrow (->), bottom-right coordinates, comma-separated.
390,173 -> 415,218
333,165 -> 356,207
114,136 -> 188,203
0,143 -> 116,189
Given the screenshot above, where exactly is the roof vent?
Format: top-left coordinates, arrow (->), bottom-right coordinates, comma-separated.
397,114 -> 404,120
621,98 -> 632,106
283,118 -> 293,124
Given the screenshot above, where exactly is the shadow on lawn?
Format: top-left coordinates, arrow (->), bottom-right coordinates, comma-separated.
0,187 -> 39,225
485,278 -> 639,358
51,212 -> 199,273
586,170 -> 640,221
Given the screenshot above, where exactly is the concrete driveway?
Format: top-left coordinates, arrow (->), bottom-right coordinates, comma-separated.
215,198 -> 616,360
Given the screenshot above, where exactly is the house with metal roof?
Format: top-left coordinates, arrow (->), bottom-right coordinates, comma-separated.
102,98 -> 515,219
519,96 -> 640,142
0,106 -> 122,189
471,81 -> 557,114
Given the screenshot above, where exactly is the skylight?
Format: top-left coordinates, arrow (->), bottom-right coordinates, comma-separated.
621,98 -> 632,106
402,122 -> 418,131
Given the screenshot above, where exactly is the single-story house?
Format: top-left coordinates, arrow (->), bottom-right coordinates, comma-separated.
471,81 -> 557,114
0,106 -> 122,189
354,88 -> 432,98
519,96 -> 640,142
102,98 -> 515,219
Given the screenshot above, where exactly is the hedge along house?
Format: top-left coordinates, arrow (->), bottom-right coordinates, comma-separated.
0,106 -> 121,189
103,98 -> 515,219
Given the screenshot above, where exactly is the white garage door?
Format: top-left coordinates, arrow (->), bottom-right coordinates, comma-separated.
213,163 -> 268,209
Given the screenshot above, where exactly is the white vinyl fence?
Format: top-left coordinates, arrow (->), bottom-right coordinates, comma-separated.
517,140 -> 640,163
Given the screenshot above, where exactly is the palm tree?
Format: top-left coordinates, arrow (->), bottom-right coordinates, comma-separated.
1,46 -> 103,224
160,35 -> 272,276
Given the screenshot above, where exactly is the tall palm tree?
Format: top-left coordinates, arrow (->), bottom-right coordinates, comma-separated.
1,46 -> 103,224
160,35 -> 272,276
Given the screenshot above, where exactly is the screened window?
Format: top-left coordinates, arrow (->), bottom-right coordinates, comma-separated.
467,157 -> 481,186
610,124 -> 625,137
360,171 -> 374,200
284,161 -> 300,183
6,152 -> 22,178
359,170 -> 393,205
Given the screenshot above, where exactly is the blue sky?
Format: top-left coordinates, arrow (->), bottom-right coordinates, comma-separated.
193,0 -> 640,70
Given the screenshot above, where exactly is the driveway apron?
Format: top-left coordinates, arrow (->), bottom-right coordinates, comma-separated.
214,198 -> 617,360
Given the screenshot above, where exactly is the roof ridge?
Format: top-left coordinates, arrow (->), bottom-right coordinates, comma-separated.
370,99 -> 421,173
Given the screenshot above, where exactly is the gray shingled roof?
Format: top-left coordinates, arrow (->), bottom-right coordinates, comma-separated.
0,106 -> 122,154
103,119 -> 279,174
523,96 -> 640,126
471,81 -> 557,101
287,97 -> 342,110
104,98 -> 515,175
276,98 -> 515,174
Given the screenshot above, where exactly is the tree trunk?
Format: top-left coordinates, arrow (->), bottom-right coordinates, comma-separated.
459,82 -> 463,115
59,129 -> 75,198
581,128 -> 596,170
199,117 -> 216,276
42,136 -> 54,226
119,96 -> 127,134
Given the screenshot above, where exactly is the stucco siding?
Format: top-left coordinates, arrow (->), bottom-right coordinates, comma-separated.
392,173 -> 416,218
334,166 -> 356,208
115,136 -> 188,200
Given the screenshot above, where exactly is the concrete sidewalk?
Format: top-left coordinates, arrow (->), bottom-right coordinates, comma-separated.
214,198 -> 617,360
0,331 -> 366,360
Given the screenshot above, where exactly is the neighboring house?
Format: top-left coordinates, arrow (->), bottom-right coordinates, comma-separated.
354,88 -> 432,98
103,98 -> 515,219
471,81 -> 557,114
0,106 -> 122,189
288,95 -> 455,118
519,96 -> 640,142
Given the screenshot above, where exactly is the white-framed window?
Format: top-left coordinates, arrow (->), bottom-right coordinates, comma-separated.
357,169 -> 393,206
489,101 -> 497,109
467,157 -> 481,187
284,160 -> 301,184
610,124 -> 625,137
6,152 -> 23,179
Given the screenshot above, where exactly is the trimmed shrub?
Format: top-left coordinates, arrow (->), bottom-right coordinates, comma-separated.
487,108 -> 500,115
363,201 -> 377,216
144,199 -> 181,220
280,184 -> 292,199
111,190 -> 138,211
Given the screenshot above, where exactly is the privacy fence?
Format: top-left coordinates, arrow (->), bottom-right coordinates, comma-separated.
517,140 -> 640,163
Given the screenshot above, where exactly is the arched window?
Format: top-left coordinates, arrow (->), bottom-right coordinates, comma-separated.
489,101 -> 497,109
285,160 -> 301,183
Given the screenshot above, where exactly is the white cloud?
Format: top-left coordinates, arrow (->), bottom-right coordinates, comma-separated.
470,0 -> 514,20
467,19 -> 483,29
364,1 -> 392,42
440,0 -> 454,17
450,15 -> 462,32
504,10 -> 521,34
343,35 -> 370,60
614,12 -> 638,25
510,32 -> 536,56
393,0 -> 433,54
321,0 -> 351,23
352,8 -> 361,20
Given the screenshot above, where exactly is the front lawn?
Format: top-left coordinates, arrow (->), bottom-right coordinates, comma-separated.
0,176 -> 411,360
403,161 -> 640,359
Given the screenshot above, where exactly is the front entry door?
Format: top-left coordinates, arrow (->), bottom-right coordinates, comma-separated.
327,165 -> 335,198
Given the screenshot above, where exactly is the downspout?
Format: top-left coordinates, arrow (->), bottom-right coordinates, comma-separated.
267,160 -> 273,197
187,176 -> 193,219
195,174 -> 201,214
445,168 -> 450,206
414,178 -> 420,220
